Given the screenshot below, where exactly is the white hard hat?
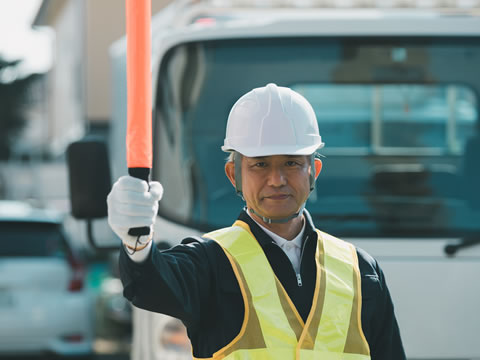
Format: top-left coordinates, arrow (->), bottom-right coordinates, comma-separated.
222,83 -> 324,156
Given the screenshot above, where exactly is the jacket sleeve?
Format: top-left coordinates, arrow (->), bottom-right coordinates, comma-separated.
119,238 -> 213,330
357,247 -> 406,360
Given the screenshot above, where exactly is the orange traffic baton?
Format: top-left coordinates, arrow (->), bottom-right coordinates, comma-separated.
126,0 -> 152,236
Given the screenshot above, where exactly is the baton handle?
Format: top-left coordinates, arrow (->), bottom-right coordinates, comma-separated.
128,167 -> 151,237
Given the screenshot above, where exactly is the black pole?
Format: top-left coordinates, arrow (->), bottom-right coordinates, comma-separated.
127,167 -> 151,236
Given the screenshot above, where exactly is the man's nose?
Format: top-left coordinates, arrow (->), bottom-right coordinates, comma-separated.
267,166 -> 287,187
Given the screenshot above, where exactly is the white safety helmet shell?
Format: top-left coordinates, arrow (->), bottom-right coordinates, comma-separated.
222,83 -> 324,157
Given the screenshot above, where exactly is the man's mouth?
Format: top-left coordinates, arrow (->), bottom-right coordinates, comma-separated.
264,194 -> 290,200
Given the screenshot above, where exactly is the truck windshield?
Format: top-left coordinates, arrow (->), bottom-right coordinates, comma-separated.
154,37 -> 480,238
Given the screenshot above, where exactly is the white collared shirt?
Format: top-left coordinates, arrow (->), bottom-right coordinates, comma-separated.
247,210 -> 305,275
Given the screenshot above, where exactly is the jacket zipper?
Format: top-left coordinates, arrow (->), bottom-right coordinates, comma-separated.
296,273 -> 303,287
296,234 -> 310,287
272,241 -> 303,287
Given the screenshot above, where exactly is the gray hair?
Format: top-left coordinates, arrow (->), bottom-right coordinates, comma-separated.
226,151 -> 236,163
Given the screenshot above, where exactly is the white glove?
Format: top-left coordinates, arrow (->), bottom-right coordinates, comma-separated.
107,175 -> 163,251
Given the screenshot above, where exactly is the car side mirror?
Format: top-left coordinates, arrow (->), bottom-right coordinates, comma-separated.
67,138 -> 111,219
67,138 -> 116,250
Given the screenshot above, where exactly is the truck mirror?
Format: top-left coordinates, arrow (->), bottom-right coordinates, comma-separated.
67,138 -> 112,219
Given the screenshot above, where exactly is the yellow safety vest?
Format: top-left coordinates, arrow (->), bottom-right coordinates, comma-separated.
199,220 -> 371,360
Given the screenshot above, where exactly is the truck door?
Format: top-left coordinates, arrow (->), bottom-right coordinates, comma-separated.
151,36 -> 480,359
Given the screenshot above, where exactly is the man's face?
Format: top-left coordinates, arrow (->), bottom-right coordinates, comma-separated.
227,154 -> 318,220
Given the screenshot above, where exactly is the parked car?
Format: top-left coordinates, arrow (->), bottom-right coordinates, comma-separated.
0,200 -> 95,357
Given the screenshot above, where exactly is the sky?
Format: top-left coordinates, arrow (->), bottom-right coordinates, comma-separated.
0,0 -> 52,80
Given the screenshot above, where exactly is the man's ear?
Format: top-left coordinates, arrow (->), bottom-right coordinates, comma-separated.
314,158 -> 322,179
225,161 -> 236,188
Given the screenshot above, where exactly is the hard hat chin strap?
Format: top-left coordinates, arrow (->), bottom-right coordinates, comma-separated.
234,152 -> 244,198
249,203 -> 306,224
309,154 -> 316,192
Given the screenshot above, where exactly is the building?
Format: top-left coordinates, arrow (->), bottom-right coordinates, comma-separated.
32,0 -> 171,155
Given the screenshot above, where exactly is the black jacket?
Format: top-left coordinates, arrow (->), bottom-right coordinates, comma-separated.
120,209 -> 406,359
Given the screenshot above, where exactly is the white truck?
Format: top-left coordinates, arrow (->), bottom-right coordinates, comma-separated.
69,1 -> 480,359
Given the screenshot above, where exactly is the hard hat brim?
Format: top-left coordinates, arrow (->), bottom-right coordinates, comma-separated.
221,143 -> 324,157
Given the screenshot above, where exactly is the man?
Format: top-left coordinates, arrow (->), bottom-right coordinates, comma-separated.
108,83 -> 406,359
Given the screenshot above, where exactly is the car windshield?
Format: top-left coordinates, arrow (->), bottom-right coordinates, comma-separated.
0,222 -> 66,257
154,37 -> 480,238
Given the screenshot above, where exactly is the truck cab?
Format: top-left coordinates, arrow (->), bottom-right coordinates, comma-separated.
108,3 -> 480,358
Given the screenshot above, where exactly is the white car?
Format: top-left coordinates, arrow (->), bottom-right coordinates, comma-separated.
0,201 -> 95,357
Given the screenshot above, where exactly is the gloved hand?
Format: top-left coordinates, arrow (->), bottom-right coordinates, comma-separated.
107,175 -> 164,251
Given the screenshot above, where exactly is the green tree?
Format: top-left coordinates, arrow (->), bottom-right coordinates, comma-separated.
0,56 -> 36,160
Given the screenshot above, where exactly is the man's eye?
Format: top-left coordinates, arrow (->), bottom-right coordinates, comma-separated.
286,161 -> 299,167
254,162 -> 267,168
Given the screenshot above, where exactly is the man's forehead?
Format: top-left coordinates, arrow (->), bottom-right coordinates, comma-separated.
246,155 -> 306,160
